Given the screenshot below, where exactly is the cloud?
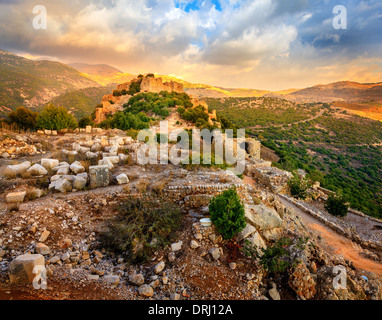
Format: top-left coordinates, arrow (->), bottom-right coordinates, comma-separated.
0,0 -> 380,90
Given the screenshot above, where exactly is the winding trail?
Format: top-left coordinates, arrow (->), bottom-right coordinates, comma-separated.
279,197 -> 382,275
246,109 -> 325,130
243,176 -> 382,276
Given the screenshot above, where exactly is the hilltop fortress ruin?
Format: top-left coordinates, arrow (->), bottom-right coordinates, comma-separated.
95,75 -> 186,123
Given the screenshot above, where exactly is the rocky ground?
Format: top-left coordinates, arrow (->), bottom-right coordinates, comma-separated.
0,129 -> 381,300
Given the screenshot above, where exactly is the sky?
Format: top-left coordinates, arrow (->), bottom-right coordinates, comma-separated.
0,0 -> 381,90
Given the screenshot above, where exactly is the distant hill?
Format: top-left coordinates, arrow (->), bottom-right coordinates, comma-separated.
0,50 -> 100,116
270,81 -> 382,103
69,62 -> 136,86
39,84 -> 116,120
69,63 -> 123,76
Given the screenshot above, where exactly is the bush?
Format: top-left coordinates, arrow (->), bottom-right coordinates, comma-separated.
37,104 -> 77,130
7,106 -> 37,130
209,187 -> 246,240
78,116 -> 93,128
288,172 -> 312,199
243,237 -> 308,274
325,193 -> 349,217
128,81 -> 141,96
101,196 -> 182,264
113,90 -> 122,97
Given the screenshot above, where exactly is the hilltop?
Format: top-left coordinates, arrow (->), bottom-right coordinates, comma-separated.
273,81 -> 382,103
0,50 -> 100,116
69,63 -> 136,86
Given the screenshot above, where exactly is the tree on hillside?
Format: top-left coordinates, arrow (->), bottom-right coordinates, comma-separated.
128,81 -> 141,96
7,106 -> 38,130
78,116 -> 93,128
37,104 -> 77,130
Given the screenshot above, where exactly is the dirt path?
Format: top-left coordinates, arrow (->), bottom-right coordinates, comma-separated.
280,197 -> 382,275
243,176 -> 382,275
246,110 -> 324,130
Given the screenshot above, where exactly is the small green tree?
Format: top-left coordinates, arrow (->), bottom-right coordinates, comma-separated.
325,193 -> 349,217
128,81 -> 141,95
209,187 -> 246,240
7,106 -> 37,130
78,116 -> 93,128
288,172 -> 312,199
37,104 -> 77,130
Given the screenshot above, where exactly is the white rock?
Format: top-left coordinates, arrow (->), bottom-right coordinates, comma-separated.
116,173 -> 129,185
26,164 -> 48,176
73,176 -> 87,190
70,162 -> 85,174
9,254 -> 45,284
154,261 -> 165,274
4,161 -> 31,176
98,159 -> 114,170
6,191 -> 26,203
171,241 -> 183,252
40,159 -> 59,170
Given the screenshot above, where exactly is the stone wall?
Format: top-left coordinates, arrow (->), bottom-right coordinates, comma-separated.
140,77 -> 183,94
251,167 -> 292,193
278,193 -> 382,251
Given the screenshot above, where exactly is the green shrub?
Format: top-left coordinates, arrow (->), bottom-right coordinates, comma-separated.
209,187 -> 246,240
101,196 -> 182,264
113,90 -> 122,97
78,116 -> 93,128
325,193 -> 349,217
288,172 -> 312,199
7,106 -> 37,130
243,237 -> 308,274
37,104 -> 77,130
127,81 -> 141,96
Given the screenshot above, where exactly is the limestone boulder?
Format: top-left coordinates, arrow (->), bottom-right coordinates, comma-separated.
9,254 -> 45,284
116,173 -> 129,185
237,223 -> 257,241
86,151 -> 99,160
246,232 -> 267,255
40,159 -> 59,171
73,176 -> 87,190
70,161 -> 85,174
98,159 -> 114,170
6,191 -> 26,203
103,156 -> 120,165
4,161 -> 31,177
35,243 -> 51,255
27,164 -> 48,176
245,204 -> 283,231
49,178 -> 72,193
89,165 -> 110,189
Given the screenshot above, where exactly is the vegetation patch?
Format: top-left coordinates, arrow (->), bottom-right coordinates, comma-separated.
209,187 -> 246,241
100,195 -> 182,264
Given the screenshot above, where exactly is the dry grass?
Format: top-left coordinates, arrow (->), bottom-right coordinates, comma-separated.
25,187 -> 44,201
4,170 -> 17,179
20,171 -> 32,179
136,179 -> 149,193
127,172 -> 140,181
122,184 -> 131,194
150,179 -> 168,196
